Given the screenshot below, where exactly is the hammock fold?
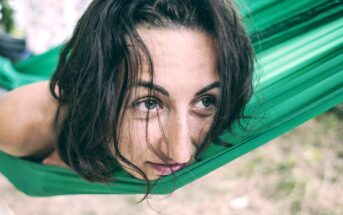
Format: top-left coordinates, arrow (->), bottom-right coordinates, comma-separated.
0,0 -> 342,196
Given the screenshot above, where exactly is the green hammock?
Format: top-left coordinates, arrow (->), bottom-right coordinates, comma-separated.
0,0 -> 342,196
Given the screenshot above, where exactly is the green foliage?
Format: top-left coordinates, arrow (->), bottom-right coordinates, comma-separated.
0,0 -> 14,33
276,177 -> 296,197
276,158 -> 296,174
290,199 -> 302,215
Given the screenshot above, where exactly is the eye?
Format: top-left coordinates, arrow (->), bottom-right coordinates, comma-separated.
192,95 -> 217,116
133,97 -> 162,112
194,96 -> 216,108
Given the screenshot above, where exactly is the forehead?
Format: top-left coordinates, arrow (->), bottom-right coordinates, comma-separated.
136,27 -> 218,93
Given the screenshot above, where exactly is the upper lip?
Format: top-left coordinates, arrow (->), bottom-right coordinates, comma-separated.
147,162 -> 188,175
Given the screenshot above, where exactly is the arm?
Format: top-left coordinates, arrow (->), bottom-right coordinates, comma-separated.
0,81 -> 58,160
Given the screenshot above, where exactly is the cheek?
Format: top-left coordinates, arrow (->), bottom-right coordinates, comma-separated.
117,117 -> 142,161
117,115 -> 162,161
190,116 -> 214,141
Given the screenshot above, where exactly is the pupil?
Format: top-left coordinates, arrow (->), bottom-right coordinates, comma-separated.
202,97 -> 212,107
145,100 -> 157,109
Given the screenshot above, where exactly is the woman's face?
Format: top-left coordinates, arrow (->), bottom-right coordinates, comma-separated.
117,28 -> 219,180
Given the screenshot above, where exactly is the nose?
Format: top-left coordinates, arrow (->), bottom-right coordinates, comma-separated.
158,113 -> 194,164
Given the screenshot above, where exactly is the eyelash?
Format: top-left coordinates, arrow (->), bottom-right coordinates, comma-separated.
132,97 -> 163,113
192,95 -> 217,116
131,95 -> 217,116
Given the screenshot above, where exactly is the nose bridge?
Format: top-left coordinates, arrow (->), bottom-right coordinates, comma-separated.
164,110 -> 193,163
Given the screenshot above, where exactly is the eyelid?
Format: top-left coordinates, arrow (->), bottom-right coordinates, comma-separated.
190,95 -> 218,118
191,94 -> 218,107
133,95 -> 162,103
131,96 -> 163,110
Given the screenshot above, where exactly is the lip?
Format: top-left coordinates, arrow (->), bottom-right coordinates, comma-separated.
148,162 -> 187,176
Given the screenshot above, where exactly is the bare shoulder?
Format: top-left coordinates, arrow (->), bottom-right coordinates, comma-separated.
0,81 -> 58,158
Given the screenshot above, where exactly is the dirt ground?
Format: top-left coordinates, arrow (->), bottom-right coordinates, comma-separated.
0,109 -> 342,215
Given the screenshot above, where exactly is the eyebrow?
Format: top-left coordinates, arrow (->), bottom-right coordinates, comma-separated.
131,81 -> 220,97
131,81 -> 170,96
194,81 -> 220,96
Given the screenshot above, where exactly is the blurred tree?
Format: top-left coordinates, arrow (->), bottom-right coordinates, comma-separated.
0,0 -> 14,33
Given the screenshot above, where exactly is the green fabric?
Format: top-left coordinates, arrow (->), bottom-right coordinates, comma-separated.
0,0 -> 342,196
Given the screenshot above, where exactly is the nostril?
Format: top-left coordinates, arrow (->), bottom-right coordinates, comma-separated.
170,151 -> 193,164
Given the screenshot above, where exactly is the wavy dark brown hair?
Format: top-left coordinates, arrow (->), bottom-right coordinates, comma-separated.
49,0 -> 254,197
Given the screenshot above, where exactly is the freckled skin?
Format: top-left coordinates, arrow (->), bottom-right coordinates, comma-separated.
117,28 -> 219,180
0,28 -> 219,180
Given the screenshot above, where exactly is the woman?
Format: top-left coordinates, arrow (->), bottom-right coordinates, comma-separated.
0,0 -> 253,185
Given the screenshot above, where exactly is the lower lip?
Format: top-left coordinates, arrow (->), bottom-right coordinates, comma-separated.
148,163 -> 186,175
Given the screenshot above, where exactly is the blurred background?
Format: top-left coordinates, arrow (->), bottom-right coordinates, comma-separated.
0,0 -> 91,60
0,0 -> 342,214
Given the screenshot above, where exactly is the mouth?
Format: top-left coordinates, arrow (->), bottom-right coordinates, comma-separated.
147,162 -> 187,176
